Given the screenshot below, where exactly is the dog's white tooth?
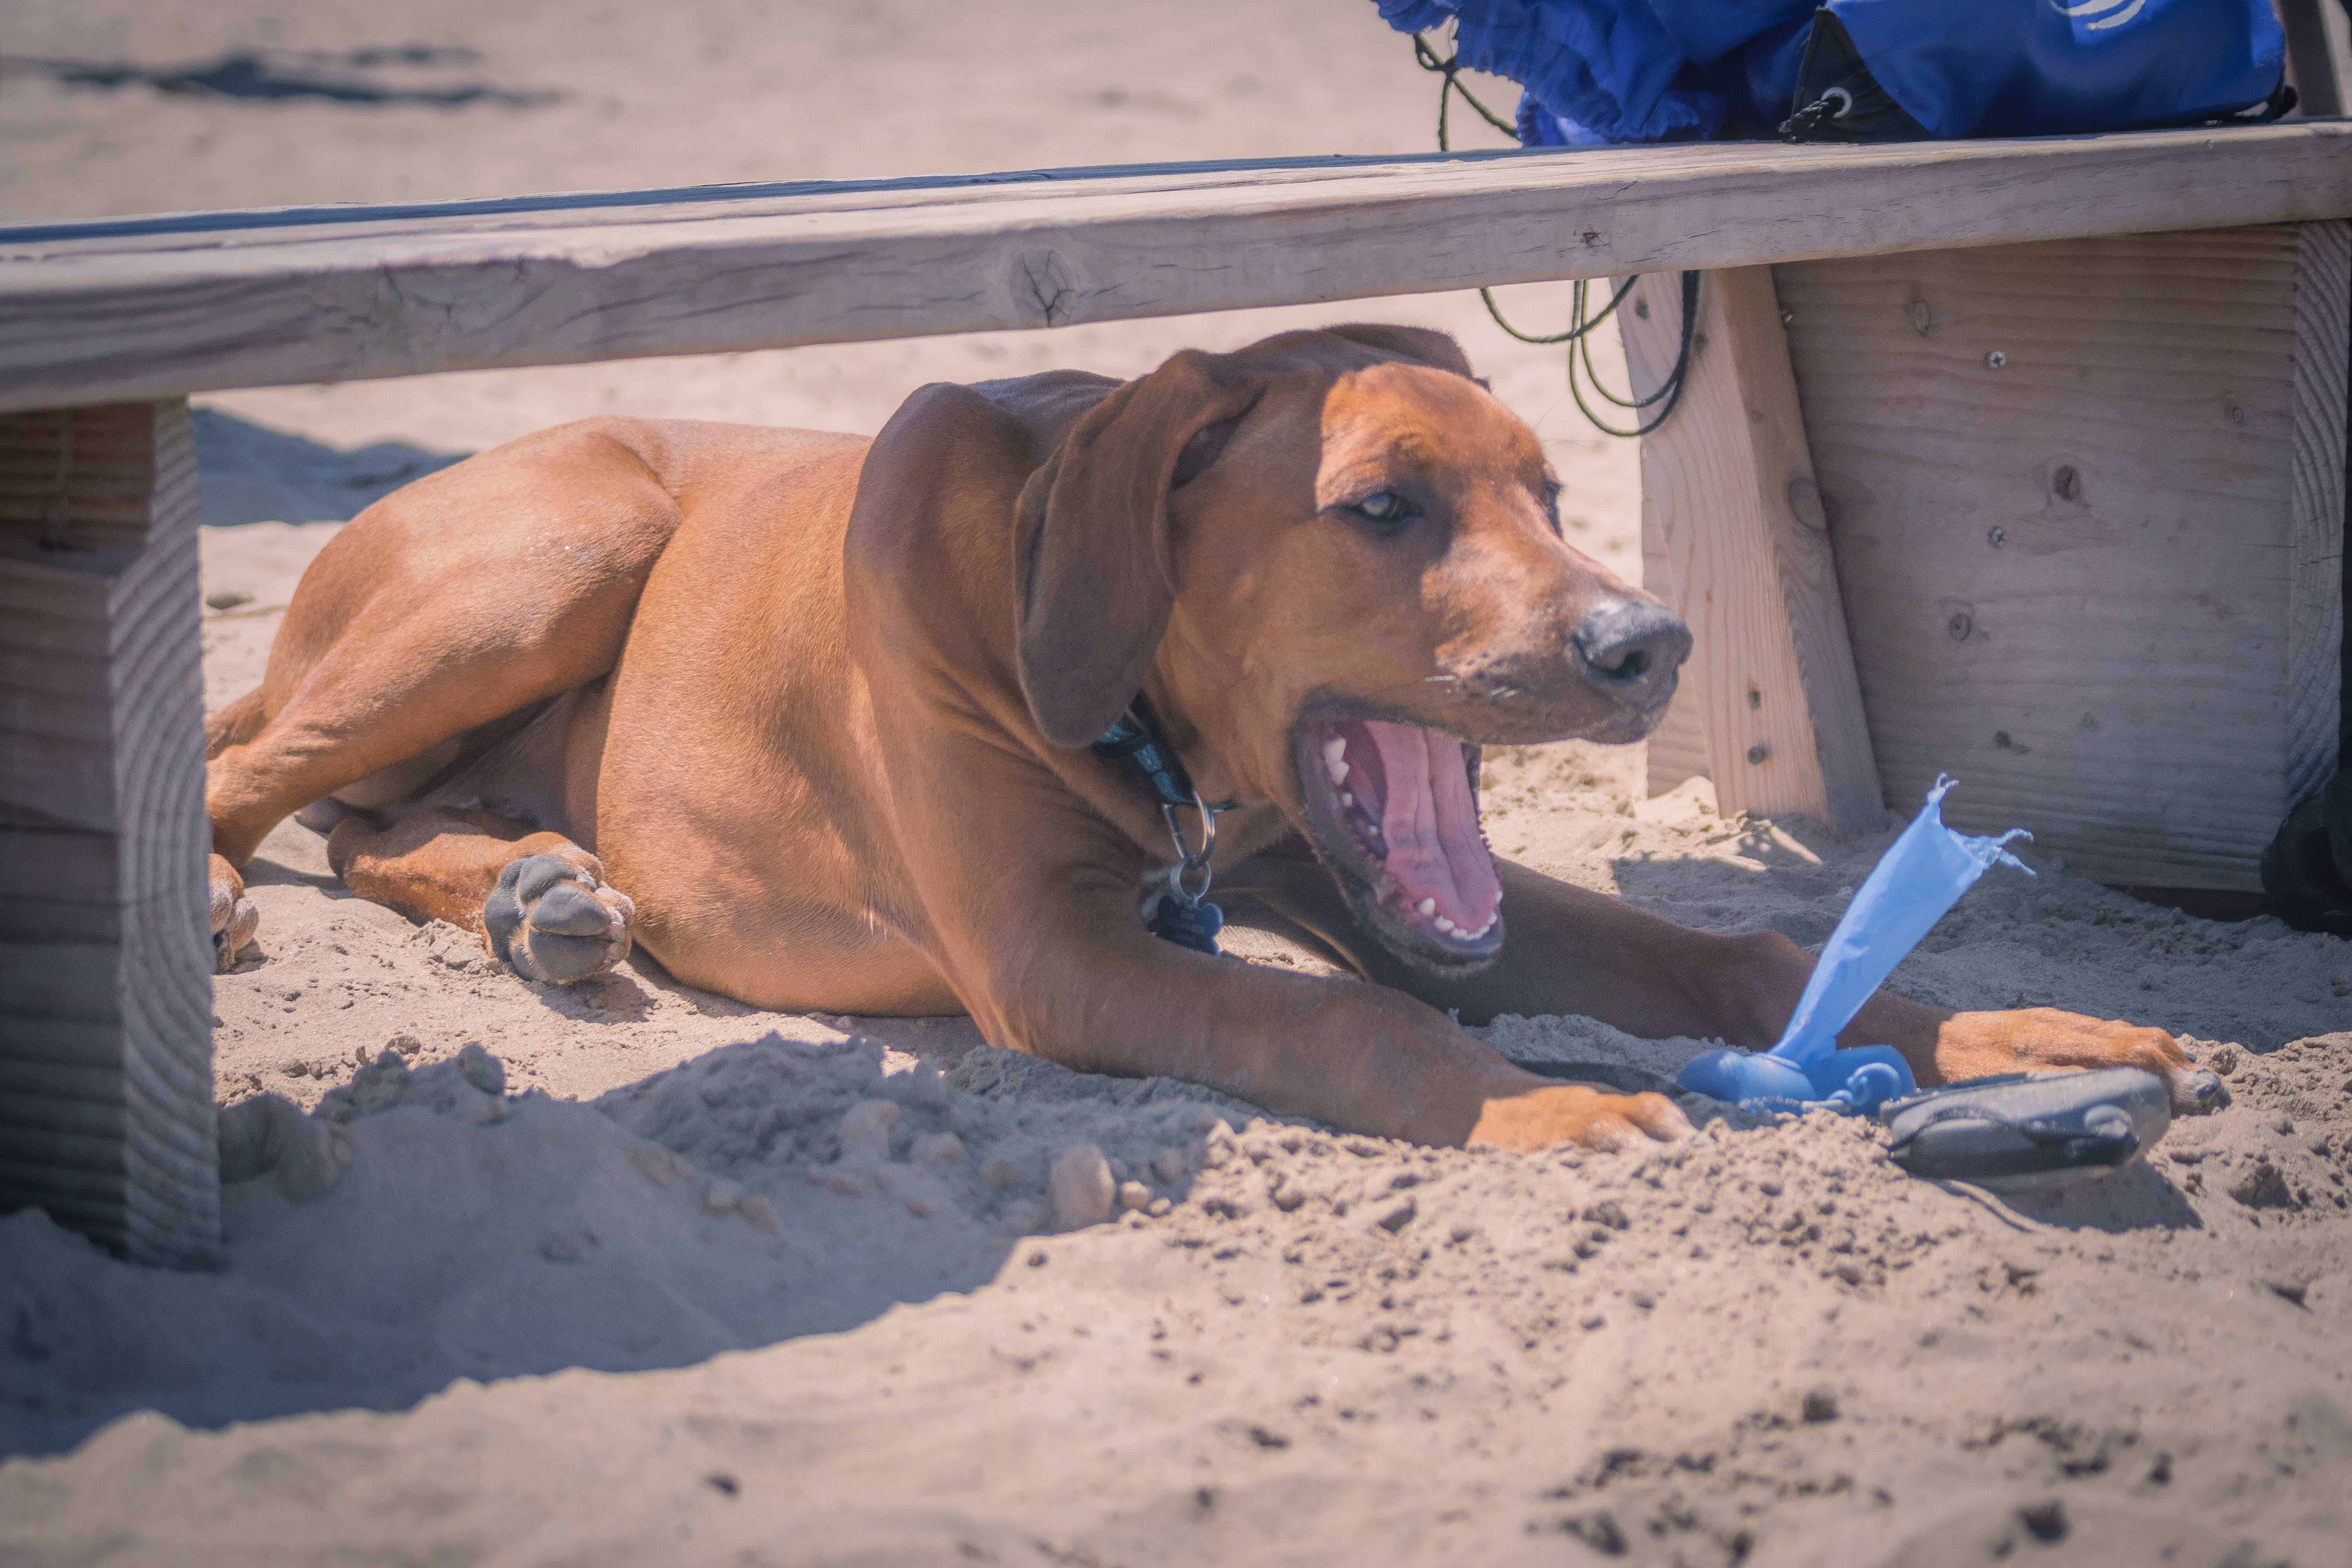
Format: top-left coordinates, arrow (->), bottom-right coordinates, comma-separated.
1435,916 -> 1457,934
1416,897 -> 1436,917
1340,790 -> 1354,807
1321,737 -> 1350,786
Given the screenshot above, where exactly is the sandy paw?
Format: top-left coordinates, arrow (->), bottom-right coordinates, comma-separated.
1470,1082 -> 1694,1153
208,853 -> 260,972
1935,1008 -> 2226,1117
484,852 -> 634,985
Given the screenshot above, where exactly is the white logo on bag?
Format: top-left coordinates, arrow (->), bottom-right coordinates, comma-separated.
2050,0 -> 2147,30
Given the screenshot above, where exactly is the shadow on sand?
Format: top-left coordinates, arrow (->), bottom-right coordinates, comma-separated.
0,1024 -> 1235,1461
192,409 -> 470,528
4,46 -> 556,109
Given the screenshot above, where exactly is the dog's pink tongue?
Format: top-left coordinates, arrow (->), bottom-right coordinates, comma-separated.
1362,720 -> 1501,931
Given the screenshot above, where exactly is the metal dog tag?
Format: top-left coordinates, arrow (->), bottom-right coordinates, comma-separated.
1149,894 -> 1225,955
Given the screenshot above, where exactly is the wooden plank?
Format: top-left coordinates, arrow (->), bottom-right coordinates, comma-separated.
1622,269 -> 1886,835
0,816 -> 119,946
0,410 -> 185,549
1776,224 -> 2348,890
2280,0 -> 2349,119
1627,280 -> 1710,800
1627,272 -> 1798,812
4,124 -> 2352,412
0,400 -> 218,1265
2289,220 -> 2350,801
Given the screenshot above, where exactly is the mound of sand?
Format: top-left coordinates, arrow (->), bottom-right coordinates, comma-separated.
7,1009 -> 2350,1564
0,1035 -> 1241,1450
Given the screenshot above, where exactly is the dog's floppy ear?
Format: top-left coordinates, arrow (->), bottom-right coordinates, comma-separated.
1319,323 -> 1477,379
1013,350 -> 1260,749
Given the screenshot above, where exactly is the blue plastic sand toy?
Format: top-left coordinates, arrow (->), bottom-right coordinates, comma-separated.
1677,777 -> 2033,1114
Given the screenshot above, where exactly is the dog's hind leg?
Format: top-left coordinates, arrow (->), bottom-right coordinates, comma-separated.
202,420 -> 683,969
205,688 -> 267,759
202,690 -> 270,967
207,426 -> 681,865
327,808 -> 634,985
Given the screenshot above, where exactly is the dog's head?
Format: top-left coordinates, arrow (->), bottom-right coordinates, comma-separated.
1013,325 -> 1690,975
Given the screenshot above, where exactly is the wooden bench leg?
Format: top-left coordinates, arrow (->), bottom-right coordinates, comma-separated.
1,399 -> 219,1266
1772,225 -> 2346,891
1620,267 -> 1887,837
2279,0 -> 2351,120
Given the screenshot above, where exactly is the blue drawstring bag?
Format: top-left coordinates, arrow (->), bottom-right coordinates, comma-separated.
1375,0 -> 2287,145
1676,777 -> 2034,1114
1788,0 -> 2290,142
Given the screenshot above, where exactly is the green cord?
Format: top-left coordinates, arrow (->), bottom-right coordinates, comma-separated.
1412,31 -> 1698,436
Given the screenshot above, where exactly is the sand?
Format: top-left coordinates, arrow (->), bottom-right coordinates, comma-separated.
6,3 -> 2352,1564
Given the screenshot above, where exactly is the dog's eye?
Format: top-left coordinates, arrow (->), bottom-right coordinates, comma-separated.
1540,479 -> 1564,535
1345,490 -> 1413,532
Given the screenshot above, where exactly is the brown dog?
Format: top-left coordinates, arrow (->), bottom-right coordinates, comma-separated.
203,325 -> 2216,1149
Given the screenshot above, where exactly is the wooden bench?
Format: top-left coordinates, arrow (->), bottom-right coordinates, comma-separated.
5,123 -> 2348,1263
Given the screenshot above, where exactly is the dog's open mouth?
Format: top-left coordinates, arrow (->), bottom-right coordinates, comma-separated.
1295,715 -> 1504,970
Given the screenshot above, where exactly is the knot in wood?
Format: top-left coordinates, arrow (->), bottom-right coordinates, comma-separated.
1786,476 -> 1828,532
1011,250 -> 1079,328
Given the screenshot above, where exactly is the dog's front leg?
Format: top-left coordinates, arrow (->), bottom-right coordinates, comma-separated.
1229,846 -> 2218,1114
927,844 -> 1688,1152
1356,856 -> 2218,1115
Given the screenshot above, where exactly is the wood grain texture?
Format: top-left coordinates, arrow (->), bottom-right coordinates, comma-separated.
0,400 -> 218,1265
1625,281 -> 1709,800
2288,220 -> 2349,803
1777,225 -> 2347,889
1623,269 -> 1885,835
5,124 -> 2352,411
0,408 -> 187,550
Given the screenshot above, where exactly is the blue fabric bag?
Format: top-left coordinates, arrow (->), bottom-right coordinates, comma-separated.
1375,0 -> 2286,144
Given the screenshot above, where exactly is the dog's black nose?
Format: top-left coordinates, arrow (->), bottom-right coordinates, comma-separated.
1570,597 -> 1691,700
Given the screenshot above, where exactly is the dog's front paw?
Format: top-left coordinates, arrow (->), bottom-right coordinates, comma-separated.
1934,1007 -> 2224,1116
209,853 -> 260,971
483,852 -> 634,985
1470,1082 -> 1693,1152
